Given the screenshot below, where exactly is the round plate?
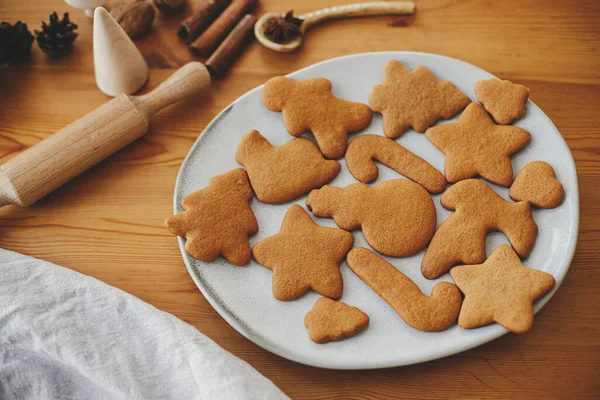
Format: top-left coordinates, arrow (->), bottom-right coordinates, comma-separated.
174,52 -> 579,369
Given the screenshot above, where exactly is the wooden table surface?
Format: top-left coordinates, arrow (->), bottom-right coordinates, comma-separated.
1,0 -> 599,398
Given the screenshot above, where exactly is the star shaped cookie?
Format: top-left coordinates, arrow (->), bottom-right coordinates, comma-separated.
252,205 -> 354,301
369,60 -> 470,138
425,102 -> 531,187
450,245 -> 555,334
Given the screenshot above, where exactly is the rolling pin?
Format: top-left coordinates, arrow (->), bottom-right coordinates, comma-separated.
0,62 -> 211,207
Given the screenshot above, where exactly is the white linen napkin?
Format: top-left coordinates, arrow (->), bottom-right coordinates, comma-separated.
0,249 -> 289,400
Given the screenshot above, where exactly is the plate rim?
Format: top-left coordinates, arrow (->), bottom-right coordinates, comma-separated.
173,51 -> 580,370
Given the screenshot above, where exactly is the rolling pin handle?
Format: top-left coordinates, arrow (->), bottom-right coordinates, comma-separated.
133,62 -> 212,118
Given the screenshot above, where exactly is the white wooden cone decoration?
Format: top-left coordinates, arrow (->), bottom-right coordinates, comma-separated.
65,0 -> 106,19
93,7 -> 149,97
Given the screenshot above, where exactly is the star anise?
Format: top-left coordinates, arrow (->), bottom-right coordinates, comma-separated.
263,10 -> 303,44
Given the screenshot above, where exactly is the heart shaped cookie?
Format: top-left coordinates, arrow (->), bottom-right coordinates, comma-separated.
509,161 -> 564,208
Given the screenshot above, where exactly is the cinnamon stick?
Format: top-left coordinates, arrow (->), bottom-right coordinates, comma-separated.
177,0 -> 231,44
206,14 -> 256,78
189,0 -> 257,58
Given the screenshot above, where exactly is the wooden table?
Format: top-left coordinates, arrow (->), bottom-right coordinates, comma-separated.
1,0 -> 599,398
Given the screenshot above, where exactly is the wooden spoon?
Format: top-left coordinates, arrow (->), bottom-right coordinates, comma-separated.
254,1 -> 416,53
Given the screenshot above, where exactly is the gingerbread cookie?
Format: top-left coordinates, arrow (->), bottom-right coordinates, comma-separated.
347,248 -> 461,332
450,244 -> 555,333
474,79 -> 530,125
261,76 -> 372,159
345,134 -> 446,193
425,102 -> 531,187
304,298 -> 370,344
369,60 -> 470,139
306,179 -> 436,258
421,179 -> 538,279
252,205 -> 354,301
165,168 -> 258,266
235,130 -> 341,204
509,161 -> 564,208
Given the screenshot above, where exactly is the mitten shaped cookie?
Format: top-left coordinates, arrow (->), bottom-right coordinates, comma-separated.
165,168 -> 258,266
252,205 -> 354,301
425,103 -> 531,187
347,248 -> 462,332
369,60 -> 470,138
306,179 -> 436,258
235,130 -> 341,204
450,245 -> 555,333
262,76 -> 372,159
421,179 -> 538,279
474,79 -> 530,125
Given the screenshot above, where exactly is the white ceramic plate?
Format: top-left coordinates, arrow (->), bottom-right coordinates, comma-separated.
173,52 -> 579,369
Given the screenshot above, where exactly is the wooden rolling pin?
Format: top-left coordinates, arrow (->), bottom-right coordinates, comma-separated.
0,62 -> 211,207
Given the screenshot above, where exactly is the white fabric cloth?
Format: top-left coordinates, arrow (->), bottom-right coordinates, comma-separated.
0,249 -> 288,400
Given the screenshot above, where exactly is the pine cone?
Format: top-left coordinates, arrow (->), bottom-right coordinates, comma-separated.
35,12 -> 78,57
0,21 -> 35,65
